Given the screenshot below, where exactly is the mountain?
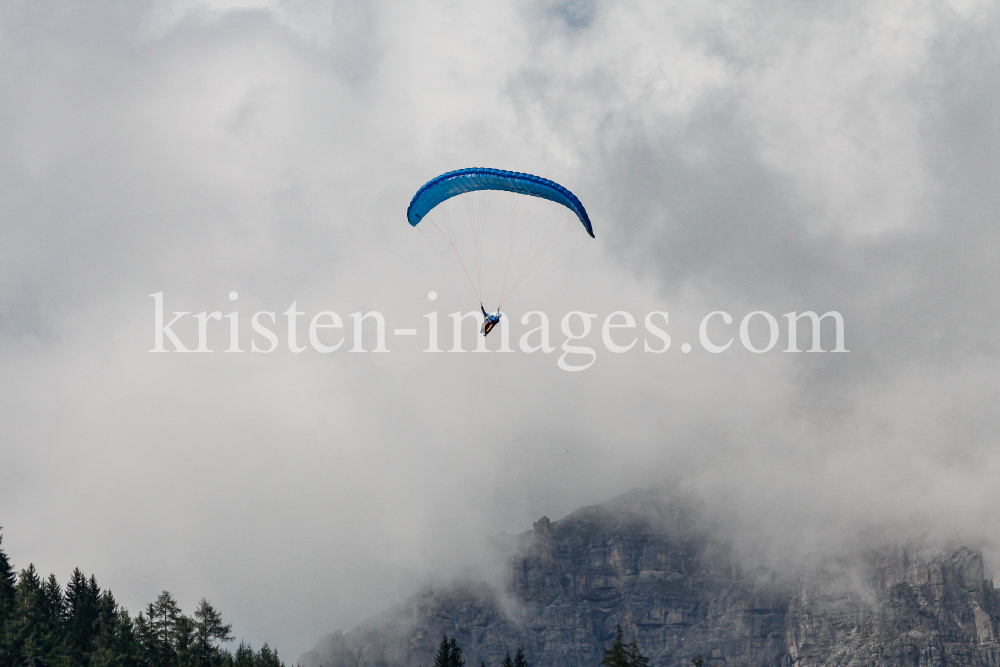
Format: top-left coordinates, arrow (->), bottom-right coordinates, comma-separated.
300,490 -> 1000,667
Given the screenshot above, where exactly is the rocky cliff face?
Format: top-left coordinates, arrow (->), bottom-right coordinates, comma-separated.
300,491 -> 1000,667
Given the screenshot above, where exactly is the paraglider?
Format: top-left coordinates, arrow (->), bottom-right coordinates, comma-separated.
480,304 -> 502,337
407,168 -> 594,335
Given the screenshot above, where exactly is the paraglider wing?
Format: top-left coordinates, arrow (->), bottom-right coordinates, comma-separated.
406,168 -> 595,238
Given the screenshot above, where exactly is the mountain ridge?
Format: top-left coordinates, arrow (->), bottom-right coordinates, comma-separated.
301,490 -> 1000,667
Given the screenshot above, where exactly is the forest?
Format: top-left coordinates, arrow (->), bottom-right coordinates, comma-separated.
0,529 -> 287,667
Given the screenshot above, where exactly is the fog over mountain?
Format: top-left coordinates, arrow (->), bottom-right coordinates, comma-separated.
1,0 -> 999,661
300,489 -> 1000,667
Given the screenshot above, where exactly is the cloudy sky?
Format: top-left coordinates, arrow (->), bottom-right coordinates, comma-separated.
2,0 -> 1000,660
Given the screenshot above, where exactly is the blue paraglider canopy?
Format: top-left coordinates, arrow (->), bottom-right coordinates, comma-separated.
407,167 -> 594,309
407,168 -> 595,238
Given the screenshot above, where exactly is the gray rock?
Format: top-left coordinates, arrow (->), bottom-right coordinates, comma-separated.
300,491 -> 1000,667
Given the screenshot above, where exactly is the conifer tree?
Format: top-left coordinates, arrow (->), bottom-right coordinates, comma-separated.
150,591 -> 181,646
0,529 -> 15,621
434,635 -> 452,667
91,599 -> 141,667
626,637 -> 649,667
0,531 -> 14,667
175,612 -> 196,666
134,609 -> 156,664
65,568 -> 102,662
9,566 -> 64,666
192,598 -> 232,666
41,573 -> 65,624
502,650 -> 514,667
230,640 -> 256,667
143,590 -> 184,667
0,530 -> 288,667
433,634 -> 465,667
601,625 -> 649,667
257,642 -> 283,667
513,647 -> 527,667
449,636 -> 465,667
600,626 -> 629,667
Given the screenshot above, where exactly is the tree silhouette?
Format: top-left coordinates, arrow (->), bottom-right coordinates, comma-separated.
601,625 -> 650,667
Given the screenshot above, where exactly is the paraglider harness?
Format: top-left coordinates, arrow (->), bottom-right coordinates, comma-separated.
481,304 -> 502,337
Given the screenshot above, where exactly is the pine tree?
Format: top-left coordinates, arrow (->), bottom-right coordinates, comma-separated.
41,573 -> 65,624
601,625 -> 649,667
257,642 -> 283,667
600,626 -> 629,667
0,529 -> 15,622
626,639 -> 650,667
502,650 -> 514,667
0,531 -> 288,667
175,612 -> 196,666
90,599 -> 141,667
434,635 -> 452,667
193,598 -> 233,667
229,640 -> 256,667
433,634 -> 466,667
9,566 -> 66,666
134,609 -> 157,665
0,532 -> 14,667
151,591 -> 181,642
513,647 -> 527,667
8,565 -> 43,662
65,568 -> 102,663
449,636 -> 465,667
144,590 -> 183,667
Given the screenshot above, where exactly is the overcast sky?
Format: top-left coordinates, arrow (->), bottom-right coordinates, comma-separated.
2,0 -> 1000,661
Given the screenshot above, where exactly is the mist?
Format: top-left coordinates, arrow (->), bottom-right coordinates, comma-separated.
1,0 -> 999,660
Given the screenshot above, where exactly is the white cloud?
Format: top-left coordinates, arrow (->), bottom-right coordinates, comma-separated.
1,0 -> 999,660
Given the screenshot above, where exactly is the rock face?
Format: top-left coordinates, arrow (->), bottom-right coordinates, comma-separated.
300,491 -> 1000,667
